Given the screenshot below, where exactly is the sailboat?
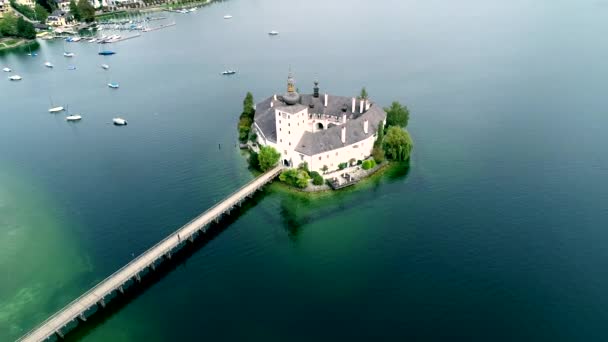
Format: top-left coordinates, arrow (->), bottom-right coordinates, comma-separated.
44,62 -> 54,68
3,67 -> 11,72
48,96 -> 64,113
9,75 -> 22,81
101,64 -> 110,70
66,114 -> 82,121
113,117 -> 127,125
108,82 -> 119,88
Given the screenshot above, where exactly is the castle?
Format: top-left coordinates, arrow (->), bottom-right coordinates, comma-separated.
253,73 -> 387,173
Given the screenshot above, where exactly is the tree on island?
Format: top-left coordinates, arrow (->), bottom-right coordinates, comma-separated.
383,126 -> 413,161
0,14 -> 36,39
385,101 -> 410,128
360,87 -> 368,100
16,17 -> 35,39
237,92 -> 255,143
279,168 -> 310,188
258,146 -> 280,171
321,165 -> 328,174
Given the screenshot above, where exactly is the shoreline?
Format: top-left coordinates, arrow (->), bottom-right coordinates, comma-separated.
96,0 -> 216,19
0,38 -> 37,52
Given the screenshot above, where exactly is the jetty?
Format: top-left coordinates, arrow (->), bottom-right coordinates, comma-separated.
142,22 -> 176,32
17,165 -> 283,342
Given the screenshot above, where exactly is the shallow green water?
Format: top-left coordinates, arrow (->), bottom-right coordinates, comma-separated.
1,0 -> 608,340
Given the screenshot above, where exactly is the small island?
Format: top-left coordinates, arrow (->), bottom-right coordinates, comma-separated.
239,72 -> 413,192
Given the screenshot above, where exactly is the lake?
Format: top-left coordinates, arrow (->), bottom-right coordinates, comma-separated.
1,0 -> 608,340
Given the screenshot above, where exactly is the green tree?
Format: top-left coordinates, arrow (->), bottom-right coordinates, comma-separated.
69,0 -> 81,21
258,146 -> 280,171
321,165 -> 328,174
279,169 -> 310,189
16,16 -> 36,39
0,13 -> 18,37
297,162 -> 309,172
36,0 -> 54,12
372,146 -> 385,164
383,126 -> 413,161
35,4 -> 49,22
375,120 -> 385,146
77,0 -> 95,22
384,101 -> 410,128
360,87 -> 368,99
243,92 -> 254,118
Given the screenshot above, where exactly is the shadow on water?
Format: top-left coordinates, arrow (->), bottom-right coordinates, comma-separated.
59,187 -> 272,342
278,161 -> 411,240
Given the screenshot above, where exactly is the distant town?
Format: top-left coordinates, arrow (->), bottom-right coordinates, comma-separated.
0,0 -> 210,49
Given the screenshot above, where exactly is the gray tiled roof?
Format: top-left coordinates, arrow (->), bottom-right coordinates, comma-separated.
254,96 -> 277,143
295,105 -> 386,156
254,94 -> 386,155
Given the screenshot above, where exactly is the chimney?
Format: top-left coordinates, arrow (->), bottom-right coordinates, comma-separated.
313,81 -> 319,98
342,113 -> 346,123
273,94 -> 277,101
270,101 -> 273,108
351,97 -> 356,113
324,94 -> 328,107
359,99 -> 364,114
341,126 -> 346,143
364,119 -> 369,134
365,100 -> 370,111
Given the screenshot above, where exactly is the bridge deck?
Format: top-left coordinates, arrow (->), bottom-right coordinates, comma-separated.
18,165 -> 283,342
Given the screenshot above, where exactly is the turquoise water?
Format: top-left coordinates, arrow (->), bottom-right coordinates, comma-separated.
1,0 -> 608,340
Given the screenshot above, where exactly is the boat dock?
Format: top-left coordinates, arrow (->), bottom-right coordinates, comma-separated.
142,22 -> 177,32
17,165 -> 283,342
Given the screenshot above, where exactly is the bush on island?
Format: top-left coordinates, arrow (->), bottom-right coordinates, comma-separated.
258,146 -> 280,171
372,146 -> 385,164
310,171 -> 324,186
338,162 -> 348,170
248,151 -> 259,170
362,159 -> 376,170
298,162 -> 309,173
279,169 -> 310,189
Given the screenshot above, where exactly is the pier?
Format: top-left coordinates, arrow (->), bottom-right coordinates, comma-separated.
17,165 -> 283,342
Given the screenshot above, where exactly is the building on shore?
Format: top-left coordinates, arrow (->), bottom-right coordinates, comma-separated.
254,73 -> 386,173
47,9 -> 68,26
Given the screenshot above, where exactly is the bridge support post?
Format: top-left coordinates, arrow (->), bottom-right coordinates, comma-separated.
98,298 -> 106,308
135,273 -> 141,282
56,329 -> 65,339
188,234 -> 194,243
166,251 -> 172,259
151,263 -> 156,271
78,313 -> 87,322
119,285 -> 125,294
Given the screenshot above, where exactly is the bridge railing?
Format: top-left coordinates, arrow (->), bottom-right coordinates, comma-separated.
17,165 -> 283,342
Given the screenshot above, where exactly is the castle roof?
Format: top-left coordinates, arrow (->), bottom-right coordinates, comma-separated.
295,104 -> 386,156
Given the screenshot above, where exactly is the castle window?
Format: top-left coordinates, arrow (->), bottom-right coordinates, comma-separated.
279,120 -> 281,124
319,157 -> 322,161
289,131 -> 291,134
288,123 -> 290,127
300,154 -> 304,160
336,152 -> 338,156
280,139 -> 282,142
289,142 -> 291,146
279,128 -> 281,131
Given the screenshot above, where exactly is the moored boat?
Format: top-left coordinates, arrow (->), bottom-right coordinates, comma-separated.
44,62 -> 54,68
3,67 -> 11,72
98,50 -> 116,56
224,14 -> 233,19
268,30 -> 279,35
101,64 -> 110,70
66,115 -> 82,121
113,117 -> 127,125
48,106 -> 65,113
222,70 -> 236,75
64,52 -> 75,57
108,82 -> 120,88
9,75 -> 22,81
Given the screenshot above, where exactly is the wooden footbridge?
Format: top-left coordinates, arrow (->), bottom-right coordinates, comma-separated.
17,165 -> 283,342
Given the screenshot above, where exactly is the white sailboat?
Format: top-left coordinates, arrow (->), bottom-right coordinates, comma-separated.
49,106 -> 65,113
113,117 -> 127,125
66,114 -> 82,121
44,62 -> 54,68
9,75 -> 22,81
3,67 -> 11,72
223,14 -> 233,19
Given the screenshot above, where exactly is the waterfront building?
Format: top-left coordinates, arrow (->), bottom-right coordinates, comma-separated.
47,10 -> 67,26
15,0 -> 35,8
254,73 -> 386,173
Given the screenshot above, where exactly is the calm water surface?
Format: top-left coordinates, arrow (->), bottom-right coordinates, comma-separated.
1,0 -> 608,340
